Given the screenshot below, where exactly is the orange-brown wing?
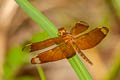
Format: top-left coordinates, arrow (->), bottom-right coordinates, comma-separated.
23,36 -> 64,52
75,27 -> 109,50
31,42 -> 75,64
70,21 -> 89,36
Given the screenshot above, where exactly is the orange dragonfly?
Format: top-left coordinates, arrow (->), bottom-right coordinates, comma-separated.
23,21 -> 109,65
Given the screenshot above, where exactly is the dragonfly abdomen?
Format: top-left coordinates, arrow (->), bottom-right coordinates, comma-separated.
71,40 -> 93,65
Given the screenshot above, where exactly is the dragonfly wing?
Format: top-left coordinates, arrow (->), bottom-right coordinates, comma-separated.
70,21 -> 89,36
75,27 -> 109,50
23,36 -> 64,52
31,41 -> 75,64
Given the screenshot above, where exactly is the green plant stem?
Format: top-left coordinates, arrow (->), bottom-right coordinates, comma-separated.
36,65 -> 46,80
15,0 -> 92,80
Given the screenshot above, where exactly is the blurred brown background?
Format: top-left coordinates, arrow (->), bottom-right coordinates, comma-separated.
0,0 -> 120,80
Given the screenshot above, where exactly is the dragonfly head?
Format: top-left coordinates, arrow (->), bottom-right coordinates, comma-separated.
58,28 -> 67,36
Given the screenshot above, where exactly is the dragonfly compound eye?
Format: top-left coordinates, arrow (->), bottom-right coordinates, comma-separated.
58,28 -> 66,36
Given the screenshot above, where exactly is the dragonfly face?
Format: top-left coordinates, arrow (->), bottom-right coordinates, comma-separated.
58,28 -> 72,43
58,27 -> 67,36
23,21 -> 109,65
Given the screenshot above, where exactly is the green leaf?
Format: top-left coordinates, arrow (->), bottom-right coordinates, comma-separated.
31,32 -> 48,43
3,46 -> 27,80
16,76 -> 37,80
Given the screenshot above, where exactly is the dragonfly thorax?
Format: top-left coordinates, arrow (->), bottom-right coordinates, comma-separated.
61,34 -> 73,42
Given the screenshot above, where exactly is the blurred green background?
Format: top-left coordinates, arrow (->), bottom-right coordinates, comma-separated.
0,0 -> 120,80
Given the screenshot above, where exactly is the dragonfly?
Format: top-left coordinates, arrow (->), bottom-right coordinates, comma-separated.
23,21 -> 109,65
